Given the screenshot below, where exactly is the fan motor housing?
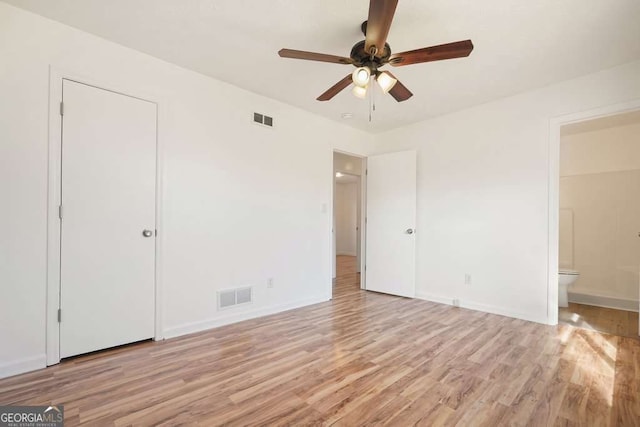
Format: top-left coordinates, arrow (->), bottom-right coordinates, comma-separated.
350,40 -> 391,69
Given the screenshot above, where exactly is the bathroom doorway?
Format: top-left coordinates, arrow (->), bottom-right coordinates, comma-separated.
556,108 -> 640,338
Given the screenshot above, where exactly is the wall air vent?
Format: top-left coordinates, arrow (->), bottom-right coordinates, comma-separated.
218,286 -> 253,310
252,112 -> 274,128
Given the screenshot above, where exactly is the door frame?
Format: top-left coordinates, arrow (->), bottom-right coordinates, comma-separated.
332,150 -> 367,292
547,98 -> 640,326
46,67 -> 165,365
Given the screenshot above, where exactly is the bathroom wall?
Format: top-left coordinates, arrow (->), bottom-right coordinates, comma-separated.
560,116 -> 640,310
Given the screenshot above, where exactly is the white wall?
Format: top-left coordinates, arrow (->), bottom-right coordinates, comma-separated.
335,182 -> 358,256
370,59 -> 640,324
560,121 -> 640,306
0,2 -> 370,378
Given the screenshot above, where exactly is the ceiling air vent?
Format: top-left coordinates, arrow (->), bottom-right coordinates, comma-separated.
252,112 -> 274,128
218,286 -> 253,310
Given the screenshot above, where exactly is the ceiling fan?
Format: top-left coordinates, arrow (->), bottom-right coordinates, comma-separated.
278,0 -> 473,102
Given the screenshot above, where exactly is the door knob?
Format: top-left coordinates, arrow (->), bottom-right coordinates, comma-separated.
142,229 -> 153,237
406,228 -> 414,235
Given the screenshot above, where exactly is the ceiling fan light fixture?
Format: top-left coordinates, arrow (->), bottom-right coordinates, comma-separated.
352,85 -> 368,99
376,71 -> 397,93
352,66 -> 371,87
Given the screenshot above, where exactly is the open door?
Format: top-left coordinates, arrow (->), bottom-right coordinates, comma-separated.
365,150 -> 417,298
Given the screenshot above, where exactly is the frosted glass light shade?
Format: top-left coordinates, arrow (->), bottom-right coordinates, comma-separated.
352,85 -> 367,99
377,71 -> 397,93
352,67 -> 371,87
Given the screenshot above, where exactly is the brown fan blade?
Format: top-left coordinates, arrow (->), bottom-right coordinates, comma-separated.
389,40 -> 474,67
317,75 -> 353,101
386,72 -> 413,102
279,49 -> 353,65
364,0 -> 398,57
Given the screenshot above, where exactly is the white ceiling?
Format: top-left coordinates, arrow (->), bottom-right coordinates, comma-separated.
5,0 -> 640,133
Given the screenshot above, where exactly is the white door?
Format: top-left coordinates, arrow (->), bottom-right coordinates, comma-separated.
60,79 -> 157,358
365,150 -> 417,297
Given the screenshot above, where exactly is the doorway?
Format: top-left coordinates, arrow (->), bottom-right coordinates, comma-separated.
331,149 -> 417,300
333,152 -> 365,294
48,77 -> 159,362
551,105 -> 640,337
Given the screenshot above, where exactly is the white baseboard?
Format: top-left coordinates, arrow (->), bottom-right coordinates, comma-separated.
415,292 -> 548,325
163,295 -> 329,339
336,251 -> 357,256
568,291 -> 639,312
0,354 -> 46,379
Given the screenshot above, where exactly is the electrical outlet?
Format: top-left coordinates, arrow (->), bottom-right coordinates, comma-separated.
453,298 -> 460,307
464,274 -> 472,285
267,278 -> 274,288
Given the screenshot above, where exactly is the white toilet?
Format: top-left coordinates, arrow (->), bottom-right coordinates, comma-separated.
558,269 -> 579,308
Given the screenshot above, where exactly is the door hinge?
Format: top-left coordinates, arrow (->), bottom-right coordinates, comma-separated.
57,309 -> 61,322
59,101 -> 64,116
58,205 -> 63,220
366,169 -> 368,175
155,229 -> 158,236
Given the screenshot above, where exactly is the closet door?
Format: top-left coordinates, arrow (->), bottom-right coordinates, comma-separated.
60,79 -> 157,358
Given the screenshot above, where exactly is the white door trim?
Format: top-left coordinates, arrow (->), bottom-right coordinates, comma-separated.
46,66 -> 165,365
547,98 -> 640,326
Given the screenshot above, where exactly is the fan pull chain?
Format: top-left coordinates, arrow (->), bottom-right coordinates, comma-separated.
368,77 -> 376,122
368,82 -> 372,122
373,79 -> 376,112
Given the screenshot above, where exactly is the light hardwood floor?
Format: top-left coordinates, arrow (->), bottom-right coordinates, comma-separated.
560,302 -> 639,339
0,255 -> 639,425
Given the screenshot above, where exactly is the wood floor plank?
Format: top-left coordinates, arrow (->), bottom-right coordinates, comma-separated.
560,302 -> 639,338
0,255 -> 638,426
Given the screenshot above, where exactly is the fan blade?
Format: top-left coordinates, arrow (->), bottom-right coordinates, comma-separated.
365,0 -> 398,57
279,48 -> 353,65
389,40 -> 474,67
317,75 -> 353,101
386,72 -> 413,102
